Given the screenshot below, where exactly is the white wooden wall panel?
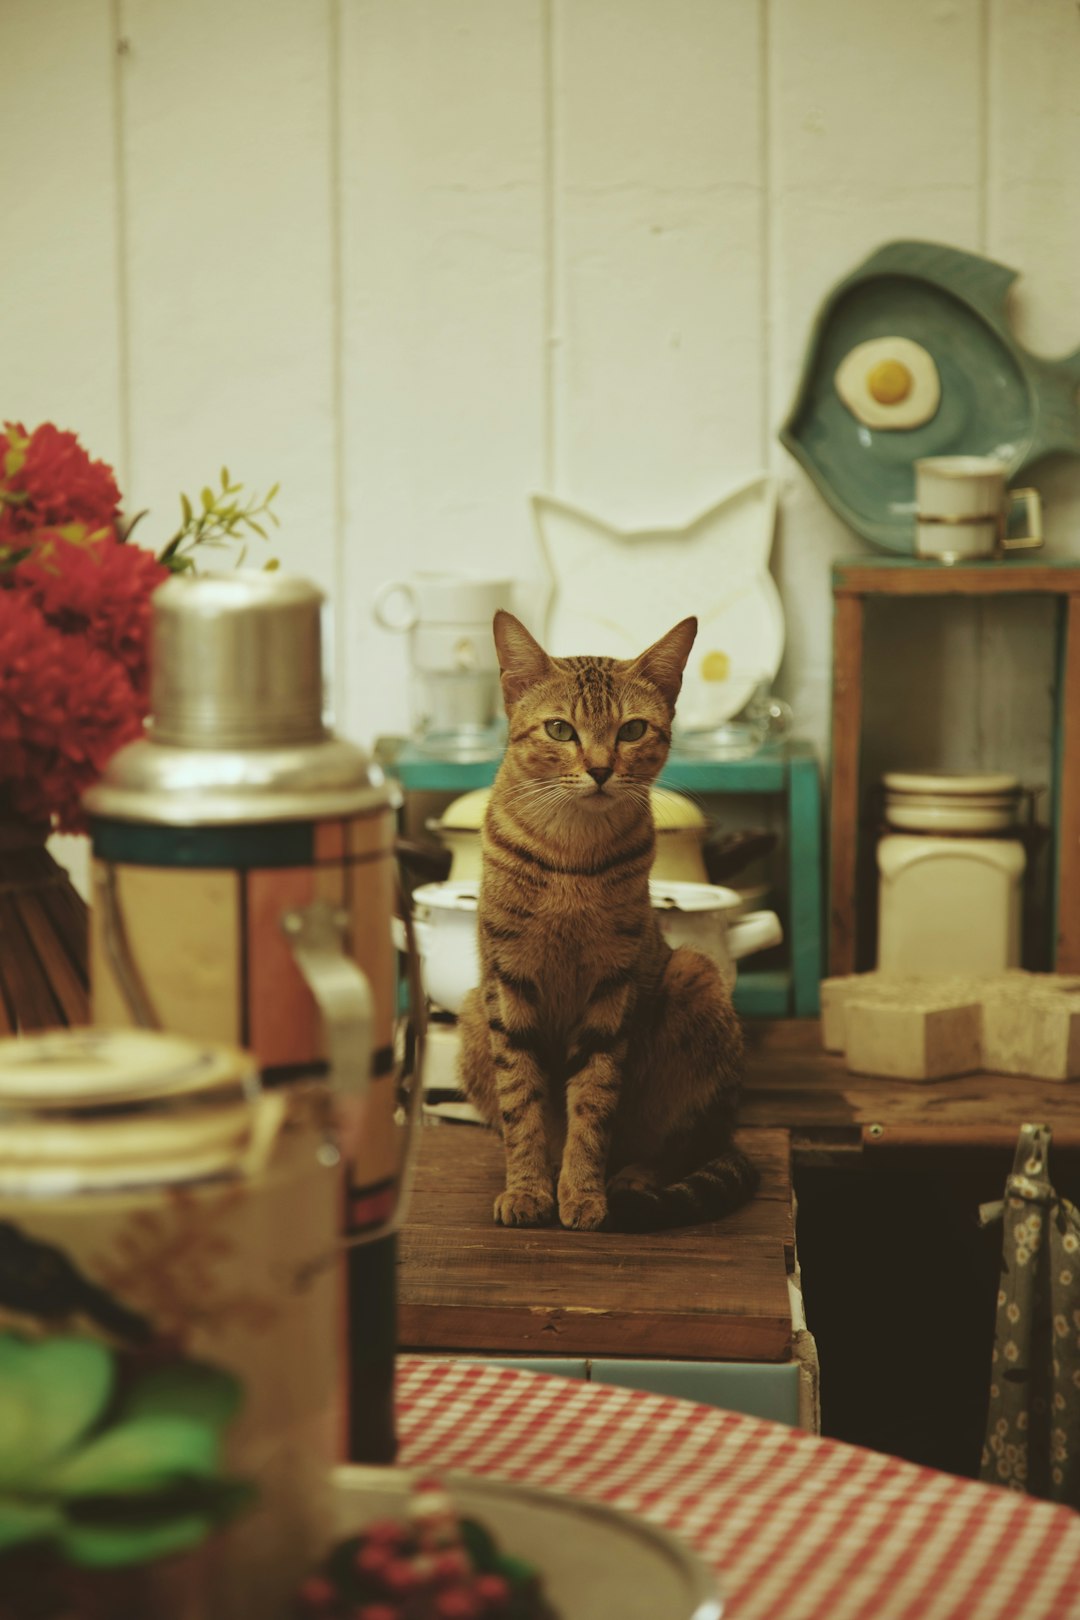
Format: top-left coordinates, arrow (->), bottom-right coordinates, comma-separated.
0,2 -> 125,474
554,0 -> 765,529
118,0 -> 339,659
987,0 -> 1080,556
4,0 -> 1080,803
769,0 -> 985,759
339,0 -> 547,745
0,2 -> 124,895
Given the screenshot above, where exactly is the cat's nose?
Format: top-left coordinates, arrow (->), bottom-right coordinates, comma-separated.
586,765 -> 613,786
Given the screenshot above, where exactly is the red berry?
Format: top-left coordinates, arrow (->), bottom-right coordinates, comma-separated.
355,1544 -> 392,1580
475,1574 -> 512,1615
381,1559 -> 421,1596
434,1590 -> 481,1620
354,1607 -> 398,1620
297,1574 -> 338,1611
433,1550 -> 470,1585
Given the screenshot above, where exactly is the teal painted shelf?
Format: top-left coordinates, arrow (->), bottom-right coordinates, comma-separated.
732,970 -> 790,1019
386,738 -> 816,796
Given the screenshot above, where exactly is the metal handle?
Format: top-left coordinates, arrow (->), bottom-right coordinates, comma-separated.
282,900 -> 373,1102
287,884 -> 428,1287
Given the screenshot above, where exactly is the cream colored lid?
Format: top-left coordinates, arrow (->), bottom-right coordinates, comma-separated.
0,1030 -> 277,1193
883,771 -> 1020,798
439,785 -> 706,830
651,788 -> 708,831
0,1029 -> 256,1111
439,788 -> 493,829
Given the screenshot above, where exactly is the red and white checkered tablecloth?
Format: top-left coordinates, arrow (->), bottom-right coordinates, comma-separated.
396,1356 -> 1080,1620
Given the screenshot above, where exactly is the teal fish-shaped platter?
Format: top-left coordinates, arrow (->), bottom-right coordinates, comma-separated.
779,239 -> 1080,553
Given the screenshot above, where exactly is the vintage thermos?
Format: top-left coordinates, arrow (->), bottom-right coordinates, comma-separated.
84,572 -> 413,1465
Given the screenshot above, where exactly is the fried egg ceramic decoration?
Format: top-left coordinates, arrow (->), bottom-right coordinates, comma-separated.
834,336 -> 940,431
532,475 -> 783,736
780,239 -> 1080,552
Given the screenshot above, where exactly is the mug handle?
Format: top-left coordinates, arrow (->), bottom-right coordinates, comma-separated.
1001,488 -> 1043,552
373,579 -> 419,631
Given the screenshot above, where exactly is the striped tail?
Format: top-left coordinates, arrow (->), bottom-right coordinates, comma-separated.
604,1144 -> 760,1232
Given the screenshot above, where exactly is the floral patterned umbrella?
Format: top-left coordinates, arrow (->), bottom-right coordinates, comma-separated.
981,1122 -> 1080,1506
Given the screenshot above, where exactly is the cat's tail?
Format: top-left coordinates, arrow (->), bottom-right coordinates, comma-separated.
604,1145 -> 760,1232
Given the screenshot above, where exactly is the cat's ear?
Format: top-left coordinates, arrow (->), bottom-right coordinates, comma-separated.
493,611 -> 554,709
627,617 -> 698,707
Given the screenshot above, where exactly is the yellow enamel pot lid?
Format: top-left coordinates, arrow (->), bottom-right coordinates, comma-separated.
439,785 -> 707,830
439,788 -> 493,829
0,1029 -> 257,1110
883,771 -> 1020,798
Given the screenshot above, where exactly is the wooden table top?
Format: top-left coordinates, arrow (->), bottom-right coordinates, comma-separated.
398,1122 -> 795,1364
398,1015 -> 1076,1368
742,1019 -> 1080,1155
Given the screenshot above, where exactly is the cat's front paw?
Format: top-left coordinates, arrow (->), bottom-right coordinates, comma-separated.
493,1188 -> 555,1227
558,1185 -> 608,1231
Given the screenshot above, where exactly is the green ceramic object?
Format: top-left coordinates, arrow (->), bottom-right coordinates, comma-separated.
0,1334 -> 252,1569
779,239 -> 1080,553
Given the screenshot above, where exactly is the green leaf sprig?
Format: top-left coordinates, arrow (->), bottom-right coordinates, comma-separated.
154,466 -> 281,575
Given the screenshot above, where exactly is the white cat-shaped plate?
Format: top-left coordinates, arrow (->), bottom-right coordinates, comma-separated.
532,476 -> 783,735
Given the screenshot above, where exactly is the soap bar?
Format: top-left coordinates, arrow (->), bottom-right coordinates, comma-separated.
820,972 -> 980,1054
819,972 -> 910,1052
844,994 -> 982,1082
981,976 -> 1080,1082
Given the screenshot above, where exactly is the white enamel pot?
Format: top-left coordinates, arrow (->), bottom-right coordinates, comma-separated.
405,879 -> 783,1015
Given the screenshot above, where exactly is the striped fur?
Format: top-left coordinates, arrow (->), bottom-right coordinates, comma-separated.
458,611 -> 757,1233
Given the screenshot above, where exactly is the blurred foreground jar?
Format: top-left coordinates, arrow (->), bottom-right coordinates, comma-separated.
83,573 -> 421,1468
0,1028 -> 339,1620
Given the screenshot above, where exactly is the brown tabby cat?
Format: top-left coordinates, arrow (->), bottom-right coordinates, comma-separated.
457,610 -> 758,1232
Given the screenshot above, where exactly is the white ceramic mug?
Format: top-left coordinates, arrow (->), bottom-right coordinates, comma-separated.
372,574 -> 514,756
372,573 -> 514,633
914,456 -> 1042,561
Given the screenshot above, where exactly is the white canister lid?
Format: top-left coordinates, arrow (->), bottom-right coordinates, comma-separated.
0,1028 -> 256,1109
0,1030 -> 271,1193
883,771 -> 1020,798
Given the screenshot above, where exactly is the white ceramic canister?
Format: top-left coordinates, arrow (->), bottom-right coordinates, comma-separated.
877,772 -> 1027,976
407,879 -> 783,1014
0,1028 -> 340,1620
84,572 -> 422,1467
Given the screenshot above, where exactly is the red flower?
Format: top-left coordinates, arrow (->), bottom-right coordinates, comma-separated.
10,528 -> 168,693
0,422 -> 121,548
0,423 -> 164,832
0,591 -> 145,833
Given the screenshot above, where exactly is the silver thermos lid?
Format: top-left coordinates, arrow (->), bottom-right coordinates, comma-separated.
151,571 -> 325,750
84,572 -> 397,826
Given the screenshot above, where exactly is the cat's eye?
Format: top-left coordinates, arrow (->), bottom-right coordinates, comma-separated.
545,719 -> 577,742
617,719 -> 647,742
